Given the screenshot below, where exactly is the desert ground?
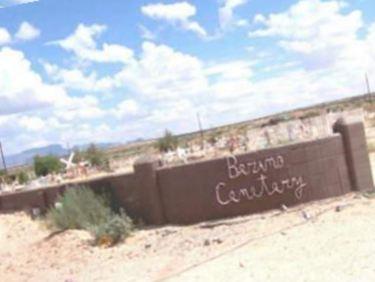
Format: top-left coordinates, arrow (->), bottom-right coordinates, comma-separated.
0,153 -> 374,282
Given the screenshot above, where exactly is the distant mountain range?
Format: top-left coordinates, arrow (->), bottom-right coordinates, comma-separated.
3,143 -> 119,168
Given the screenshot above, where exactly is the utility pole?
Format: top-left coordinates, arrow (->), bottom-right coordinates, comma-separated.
0,141 -> 7,174
365,73 -> 372,102
196,112 -> 204,149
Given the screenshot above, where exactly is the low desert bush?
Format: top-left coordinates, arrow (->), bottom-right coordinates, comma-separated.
157,129 -> 178,152
46,187 -> 133,246
85,144 -> 108,168
301,112 -> 319,120
17,170 -> 29,185
90,211 -> 133,246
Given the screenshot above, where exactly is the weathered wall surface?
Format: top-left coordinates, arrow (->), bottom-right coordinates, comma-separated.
158,135 -> 351,224
0,119 -> 373,225
0,173 -> 140,219
334,119 -> 374,191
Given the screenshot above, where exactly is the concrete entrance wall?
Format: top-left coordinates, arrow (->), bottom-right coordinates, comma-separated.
0,119 -> 373,225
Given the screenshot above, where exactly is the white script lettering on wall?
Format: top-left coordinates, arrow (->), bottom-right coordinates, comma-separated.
215,155 -> 307,206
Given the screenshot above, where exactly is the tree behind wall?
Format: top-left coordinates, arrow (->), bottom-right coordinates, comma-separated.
157,129 -> 178,152
85,143 -> 107,167
34,155 -> 62,177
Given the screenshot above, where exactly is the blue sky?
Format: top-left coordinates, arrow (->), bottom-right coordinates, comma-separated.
0,0 -> 374,154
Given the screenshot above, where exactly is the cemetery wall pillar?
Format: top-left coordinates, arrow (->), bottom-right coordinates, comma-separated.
134,156 -> 166,225
334,118 -> 374,191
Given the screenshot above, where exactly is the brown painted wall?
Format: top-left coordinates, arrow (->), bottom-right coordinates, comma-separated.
334,118 -> 374,191
0,173 -> 139,218
157,135 -> 351,224
0,119 -> 373,225
0,189 -> 46,211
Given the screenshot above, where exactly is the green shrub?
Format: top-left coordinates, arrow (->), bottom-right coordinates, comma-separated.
85,144 -> 107,167
17,170 -> 29,184
0,171 -> 12,185
90,211 -> 133,246
34,155 -> 62,177
300,110 -> 320,120
46,188 -> 111,230
157,129 -> 178,152
46,187 -> 133,246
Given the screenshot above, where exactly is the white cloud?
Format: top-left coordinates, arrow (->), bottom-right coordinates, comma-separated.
9,0 -> 37,4
43,62 -> 114,92
249,0 -> 363,58
219,0 -> 248,29
57,122 -> 114,146
182,21 -> 207,37
206,60 -> 253,80
113,99 -> 142,119
0,112 -> 114,154
206,61 -> 254,100
0,46 -> 116,153
18,116 -> 45,131
0,46 -> 108,126
4,1 -> 375,155
110,42 -> 260,129
50,24 -> 134,64
54,95 -> 105,122
0,22 -> 40,45
0,0 -> 38,8
243,0 -> 375,111
141,2 -> 196,21
114,41 -> 209,100
141,2 -> 207,37
145,99 -> 195,124
15,22 -> 40,41
0,47 -> 71,115
246,0 -> 375,87
0,27 -> 11,45
47,31 -> 352,132
139,25 -> 156,40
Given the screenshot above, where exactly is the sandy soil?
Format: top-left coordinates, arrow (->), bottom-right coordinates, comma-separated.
1,154 -> 374,282
1,192 -> 375,282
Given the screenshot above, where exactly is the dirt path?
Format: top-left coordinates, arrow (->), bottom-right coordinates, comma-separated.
164,198 -> 375,282
1,155 -> 374,282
